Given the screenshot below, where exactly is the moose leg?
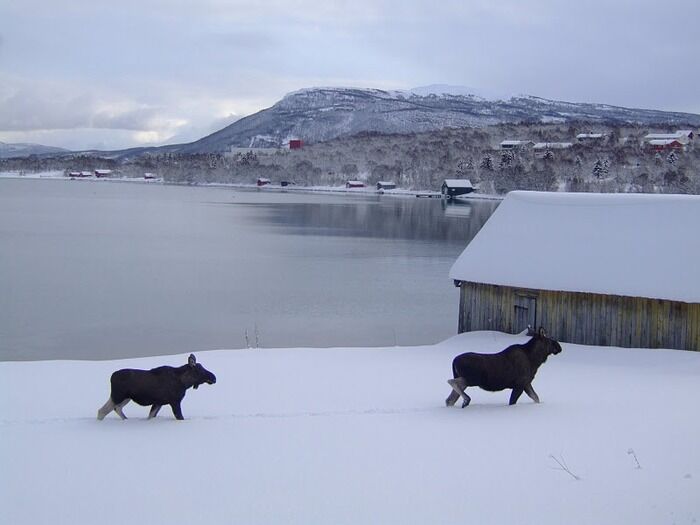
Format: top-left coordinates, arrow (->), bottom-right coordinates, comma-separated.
170,402 -> 184,420
114,399 -> 130,420
445,389 -> 460,407
97,398 -> 115,420
524,384 -> 540,404
509,388 -> 524,405
447,378 -> 471,407
148,405 -> 162,419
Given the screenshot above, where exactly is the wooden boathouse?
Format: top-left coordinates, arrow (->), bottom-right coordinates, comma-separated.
449,191 -> 700,351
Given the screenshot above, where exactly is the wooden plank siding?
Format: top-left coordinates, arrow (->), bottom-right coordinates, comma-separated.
458,282 -> 700,351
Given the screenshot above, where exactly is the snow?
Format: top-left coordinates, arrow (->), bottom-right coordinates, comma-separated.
648,139 -> 683,146
409,84 -> 517,101
644,131 -> 692,143
450,191 -> 700,303
500,139 -> 533,146
533,142 -> 573,149
1,331 -> 698,524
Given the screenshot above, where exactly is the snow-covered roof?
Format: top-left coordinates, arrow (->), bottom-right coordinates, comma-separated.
450,191 -> 700,303
443,179 -> 473,188
644,131 -> 691,143
500,140 -> 532,146
648,139 -> 682,146
533,142 -> 573,149
576,133 -> 604,139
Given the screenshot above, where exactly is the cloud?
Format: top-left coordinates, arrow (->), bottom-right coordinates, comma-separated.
1,0 -> 698,150
0,82 -> 161,132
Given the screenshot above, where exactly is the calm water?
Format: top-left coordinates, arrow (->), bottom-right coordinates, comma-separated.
0,178 -> 498,360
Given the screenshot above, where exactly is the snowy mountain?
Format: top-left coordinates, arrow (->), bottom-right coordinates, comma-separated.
176,87 -> 700,153
0,141 -> 69,158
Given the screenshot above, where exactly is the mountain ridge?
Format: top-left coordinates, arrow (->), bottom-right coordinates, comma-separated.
176,86 -> 700,154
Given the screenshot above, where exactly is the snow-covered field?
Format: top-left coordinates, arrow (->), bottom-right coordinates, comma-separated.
1,331 -> 698,524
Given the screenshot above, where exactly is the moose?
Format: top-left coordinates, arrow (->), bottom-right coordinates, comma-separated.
445,327 -> 562,408
97,354 -> 216,420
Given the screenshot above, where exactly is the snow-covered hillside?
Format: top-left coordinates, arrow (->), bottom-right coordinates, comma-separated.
177,87 -> 700,153
0,141 -> 68,158
1,332 -> 698,524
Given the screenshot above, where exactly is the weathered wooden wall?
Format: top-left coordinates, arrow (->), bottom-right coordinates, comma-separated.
458,281 -> 700,351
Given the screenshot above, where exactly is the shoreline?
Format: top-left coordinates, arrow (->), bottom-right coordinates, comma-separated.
0,170 -> 504,202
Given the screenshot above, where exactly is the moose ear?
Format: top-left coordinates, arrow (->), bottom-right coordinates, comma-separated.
188,354 -> 196,366
538,327 -> 547,337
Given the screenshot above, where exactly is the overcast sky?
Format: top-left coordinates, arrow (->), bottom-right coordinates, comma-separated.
1,0 -> 698,151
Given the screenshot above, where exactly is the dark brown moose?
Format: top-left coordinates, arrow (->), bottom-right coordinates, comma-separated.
446,327 -> 562,407
97,354 -> 216,420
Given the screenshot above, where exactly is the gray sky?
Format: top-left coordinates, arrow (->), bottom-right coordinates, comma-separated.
1,0 -> 698,150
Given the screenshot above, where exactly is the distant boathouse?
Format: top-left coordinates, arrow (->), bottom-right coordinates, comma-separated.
441,179 -> 474,198
450,191 -> 700,351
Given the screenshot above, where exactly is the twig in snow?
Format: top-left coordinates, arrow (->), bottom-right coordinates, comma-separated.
549,454 -> 581,481
254,322 -> 260,349
627,448 -> 642,469
244,329 -> 250,348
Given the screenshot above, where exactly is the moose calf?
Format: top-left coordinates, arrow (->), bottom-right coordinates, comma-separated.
446,327 -> 562,408
97,354 -> 216,420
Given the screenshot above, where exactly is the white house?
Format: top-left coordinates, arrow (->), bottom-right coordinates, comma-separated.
576,133 -> 605,142
533,142 -> 573,150
499,140 -> 534,150
532,142 -> 573,157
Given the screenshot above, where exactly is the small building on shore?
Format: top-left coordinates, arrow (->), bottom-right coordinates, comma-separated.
345,180 -> 365,188
441,179 -> 474,198
450,191 -> 700,351
94,169 -> 112,178
256,178 -> 271,186
376,181 -> 397,190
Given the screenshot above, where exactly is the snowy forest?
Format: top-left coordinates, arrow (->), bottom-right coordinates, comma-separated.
2,122 -> 699,194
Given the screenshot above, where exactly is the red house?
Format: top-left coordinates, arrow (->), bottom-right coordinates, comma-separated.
257,178 -> 271,186
648,139 -> 684,152
289,139 -> 304,150
345,180 -> 365,188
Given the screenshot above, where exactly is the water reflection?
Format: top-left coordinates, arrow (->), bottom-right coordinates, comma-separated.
235,196 -> 498,243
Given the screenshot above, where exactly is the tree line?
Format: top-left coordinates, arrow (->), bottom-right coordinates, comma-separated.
2,121 -> 698,194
